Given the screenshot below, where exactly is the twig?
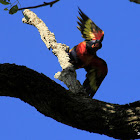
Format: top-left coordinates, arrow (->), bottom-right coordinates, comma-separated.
18,0 -> 60,11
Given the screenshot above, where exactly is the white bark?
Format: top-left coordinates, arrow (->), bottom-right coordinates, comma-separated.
22,9 -> 86,94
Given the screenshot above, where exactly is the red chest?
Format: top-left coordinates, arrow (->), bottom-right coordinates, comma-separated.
76,42 -> 94,66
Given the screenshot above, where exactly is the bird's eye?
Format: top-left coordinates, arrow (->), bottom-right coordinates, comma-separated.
95,43 -> 99,48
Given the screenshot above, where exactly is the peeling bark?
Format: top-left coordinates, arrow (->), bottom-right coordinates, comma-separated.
0,63 -> 139,139
22,9 -> 86,94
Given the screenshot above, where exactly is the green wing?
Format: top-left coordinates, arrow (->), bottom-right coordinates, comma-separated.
83,57 -> 108,98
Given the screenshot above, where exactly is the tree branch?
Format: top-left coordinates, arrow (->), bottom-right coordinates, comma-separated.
22,9 -> 86,95
130,0 -> 140,4
18,0 -> 60,11
0,63 -> 139,139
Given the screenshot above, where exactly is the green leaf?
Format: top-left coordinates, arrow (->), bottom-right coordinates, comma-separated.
9,5 -> 18,15
22,12 -> 29,21
24,14 -> 29,21
4,8 -> 8,11
0,0 -> 10,5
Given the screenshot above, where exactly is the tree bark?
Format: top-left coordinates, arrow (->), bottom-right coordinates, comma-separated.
22,9 -> 86,95
0,63 -> 139,139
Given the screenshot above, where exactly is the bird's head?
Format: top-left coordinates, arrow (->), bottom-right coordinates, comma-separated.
90,30 -> 104,50
91,40 -> 102,50
86,39 -> 102,55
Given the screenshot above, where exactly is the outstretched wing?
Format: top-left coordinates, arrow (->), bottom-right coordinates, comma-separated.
83,57 -> 108,98
77,8 -> 104,41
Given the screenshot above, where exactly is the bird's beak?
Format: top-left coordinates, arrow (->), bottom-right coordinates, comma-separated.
100,33 -> 104,42
91,40 -> 102,49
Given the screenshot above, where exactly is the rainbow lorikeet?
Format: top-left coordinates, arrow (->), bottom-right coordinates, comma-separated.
69,8 -> 108,98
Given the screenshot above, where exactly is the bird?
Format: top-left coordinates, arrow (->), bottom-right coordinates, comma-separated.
69,8 -> 108,98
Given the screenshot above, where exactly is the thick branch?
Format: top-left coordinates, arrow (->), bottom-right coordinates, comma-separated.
18,0 -> 60,11
22,9 -> 86,94
0,63 -> 139,139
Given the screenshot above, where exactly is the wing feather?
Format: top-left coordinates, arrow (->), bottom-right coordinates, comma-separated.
77,8 -> 104,41
83,57 -> 108,98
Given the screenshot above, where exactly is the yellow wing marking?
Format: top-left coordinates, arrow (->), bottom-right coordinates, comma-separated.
77,8 -> 104,41
82,19 -> 95,40
88,69 -> 98,92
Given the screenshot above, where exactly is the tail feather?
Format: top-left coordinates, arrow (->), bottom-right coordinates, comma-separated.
83,78 -> 96,98
83,70 -> 98,98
